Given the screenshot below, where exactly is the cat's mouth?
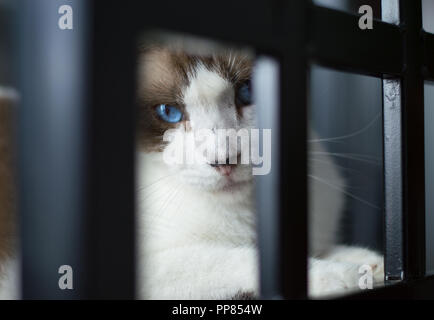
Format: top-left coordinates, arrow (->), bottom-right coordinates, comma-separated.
208,163 -> 253,193
216,178 -> 251,193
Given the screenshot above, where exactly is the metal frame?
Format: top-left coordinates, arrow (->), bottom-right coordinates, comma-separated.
15,0 -> 434,299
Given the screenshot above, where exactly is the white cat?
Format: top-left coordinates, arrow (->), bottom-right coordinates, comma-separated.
0,44 -> 384,299
136,44 -> 384,299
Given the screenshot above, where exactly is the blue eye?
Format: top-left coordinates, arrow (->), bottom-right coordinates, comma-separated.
155,104 -> 183,123
236,81 -> 252,106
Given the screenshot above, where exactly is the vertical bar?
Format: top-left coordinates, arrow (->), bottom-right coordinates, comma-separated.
272,0 -> 310,299
255,0 -> 308,299
424,82 -> 434,275
17,0 -> 89,298
279,54 -> 308,299
400,0 -> 426,279
280,0 -> 308,299
382,0 -> 404,282
254,57 -> 281,299
282,1 -> 308,300
86,3 -> 136,298
383,79 -> 404,281
17,0 -> 135,299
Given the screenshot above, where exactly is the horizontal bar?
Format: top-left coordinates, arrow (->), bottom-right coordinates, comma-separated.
130,0 -> 286,52
309,5 -> 403,76
135,1 -> 411,78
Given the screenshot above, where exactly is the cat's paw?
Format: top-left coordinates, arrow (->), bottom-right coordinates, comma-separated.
323,246 -> 384,286
369,257 -> 384,286
309,259 -> 362,298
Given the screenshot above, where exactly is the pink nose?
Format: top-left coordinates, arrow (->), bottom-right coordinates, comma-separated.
214,165 -> 233,176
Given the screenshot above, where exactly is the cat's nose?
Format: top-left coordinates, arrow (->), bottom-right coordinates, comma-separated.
210,155 -> 240,176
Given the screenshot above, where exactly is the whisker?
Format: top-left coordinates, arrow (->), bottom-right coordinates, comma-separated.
308,174 -> 381,210
308,157 -> 364,175
158,182 -> 184,216
308,140 -> 347,145
145,181 -> 184,228
308,112 -> 381,143
137,172 -> 178,191
309,151 -> 381,165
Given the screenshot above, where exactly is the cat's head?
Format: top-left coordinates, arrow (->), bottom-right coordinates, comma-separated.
137,44 -> 255,194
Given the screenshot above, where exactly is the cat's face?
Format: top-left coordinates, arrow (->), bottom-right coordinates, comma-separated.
137,46 -> 255,193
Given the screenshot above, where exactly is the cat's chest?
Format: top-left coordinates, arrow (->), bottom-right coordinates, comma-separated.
138,181 -> 256,249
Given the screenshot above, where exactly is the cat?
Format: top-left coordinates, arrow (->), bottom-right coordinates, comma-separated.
135,42 -> 384,299
0,42 -> 384,299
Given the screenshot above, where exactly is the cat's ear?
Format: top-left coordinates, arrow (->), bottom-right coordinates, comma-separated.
138,43 -> 161,55
137,46 -> 176,95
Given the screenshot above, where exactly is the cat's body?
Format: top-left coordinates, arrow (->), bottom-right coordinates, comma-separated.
136,43 -> 384,299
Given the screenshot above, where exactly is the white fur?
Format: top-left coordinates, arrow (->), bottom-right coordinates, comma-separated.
308,133 -> 344,255
0,256 -> 18,300
137,151 -> 257,299
309,246 -> 384,298
137,67 -> 384,299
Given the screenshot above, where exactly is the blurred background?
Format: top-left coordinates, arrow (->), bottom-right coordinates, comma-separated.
310,65 -> 384,252
0,0 -> 14,87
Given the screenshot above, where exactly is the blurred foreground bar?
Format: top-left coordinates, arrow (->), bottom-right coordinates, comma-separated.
17,0 -> 135,299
